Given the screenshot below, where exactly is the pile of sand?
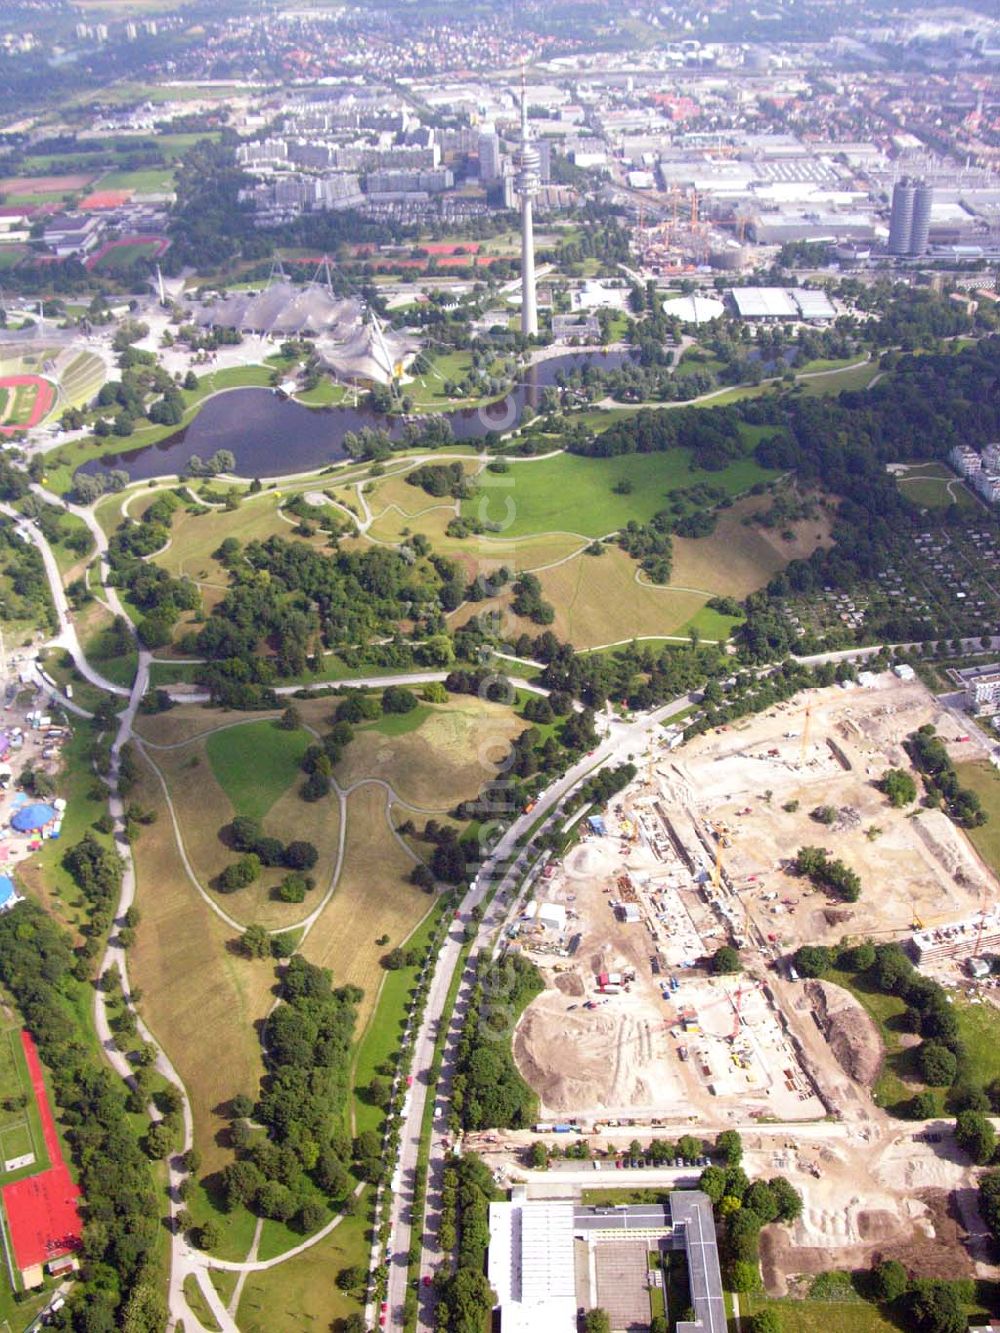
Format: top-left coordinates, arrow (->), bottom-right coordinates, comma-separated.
805,980 -> 884,1087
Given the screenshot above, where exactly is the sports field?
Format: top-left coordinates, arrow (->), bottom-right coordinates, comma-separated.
0,1026 -> 42,1179
0,375 -> 55,434
0,1032 -> 82,1278
86,235 -> 169,272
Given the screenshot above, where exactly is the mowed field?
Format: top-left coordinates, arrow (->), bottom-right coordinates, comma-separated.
127,756 -> 274,1174
328,696 -> 524,808
671,493 -> 835,597
300,783 -> 429,1033
140,718 -> 340,928
953,760 -> 1000,879
235,1201 -> 369,1333
467,490 -> 833,648
510,545 -> 708,646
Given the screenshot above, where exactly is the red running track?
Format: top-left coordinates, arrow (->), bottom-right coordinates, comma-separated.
0,375 -> 55,435
1,1031 -> 82,1273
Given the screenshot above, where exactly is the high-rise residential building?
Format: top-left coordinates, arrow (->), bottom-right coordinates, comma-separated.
479,128 -> 502,184
515,80 -> 540,337
888,177 -> 933,256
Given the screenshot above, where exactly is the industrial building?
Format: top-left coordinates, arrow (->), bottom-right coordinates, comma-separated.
488,1195 -> 724,1333
728,287 -> 836,321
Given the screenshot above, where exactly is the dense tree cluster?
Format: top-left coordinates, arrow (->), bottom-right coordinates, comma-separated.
736,338 -> 1000,654
220,955 -> 358,1229
63,833 -> 125,938
792,846 -> 861,902
697,1149 -> 801,1292
105,493 -> 201,648
879,767 -> 918,808
0,902 -> 162,1331
224,815 -> 318,882
906,724 -> 987,828
192,534 -> 452,705
571,401 -> 748,471
0,521 -> 57,633
407,462 -> 474,499
453,955 -> 543,1129
437,1152 -> 498,1270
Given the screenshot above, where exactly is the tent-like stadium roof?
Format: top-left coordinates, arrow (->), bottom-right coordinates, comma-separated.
197,283 -> 364,338
316,322 -> 420,386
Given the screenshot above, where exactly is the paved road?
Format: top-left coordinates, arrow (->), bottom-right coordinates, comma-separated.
382,689 -> 700,1329
0,502 -> 130,698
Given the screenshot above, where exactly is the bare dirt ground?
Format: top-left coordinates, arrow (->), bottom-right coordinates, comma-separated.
664,675 -> 994,951
504,673 -> 1000,1290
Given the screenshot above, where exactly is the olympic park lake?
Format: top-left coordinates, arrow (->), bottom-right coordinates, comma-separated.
82,349 -> 634,482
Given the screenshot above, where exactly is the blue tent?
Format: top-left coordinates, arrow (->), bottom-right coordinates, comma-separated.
587,814 -> 607,836
11,802 -> 56,833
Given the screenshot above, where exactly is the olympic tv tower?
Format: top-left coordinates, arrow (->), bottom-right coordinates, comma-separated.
514,72 -> 540,337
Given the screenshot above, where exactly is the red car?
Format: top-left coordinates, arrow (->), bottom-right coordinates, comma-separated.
423,1275 -> 432,1288
381,1303 -> 388,1313
379,1317 -> 386,1326
406,1075 -> 413,1087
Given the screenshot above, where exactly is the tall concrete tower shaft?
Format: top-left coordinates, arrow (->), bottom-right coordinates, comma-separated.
514,75 -> 540,337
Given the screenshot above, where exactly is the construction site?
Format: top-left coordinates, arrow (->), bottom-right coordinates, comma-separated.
480,672 -> 1000,1296
511,671 -> 1000,1127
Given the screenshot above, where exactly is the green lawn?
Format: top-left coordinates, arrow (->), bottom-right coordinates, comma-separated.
351,902 -> 443,1137
96,167 -> 176,192
183,1274 -> 221,1331
955,761 -> 1000,878
235,1195 -> 369,1332
92,240 -> 164,271
295,379 -> 349,407
895,462 -> 978,511
741,1294 -> 898,1332
797,361 -> 881,395
489,449 -> 773,539
82,620 -> 138,689
204,720 -> 311,822
148,660 -> 199,687
364,706 -> 432,738
680,606 -> 744,642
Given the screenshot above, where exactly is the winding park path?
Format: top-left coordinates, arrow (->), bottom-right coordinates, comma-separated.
15,485 -> 690,1330
17,455 -> 989,1331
